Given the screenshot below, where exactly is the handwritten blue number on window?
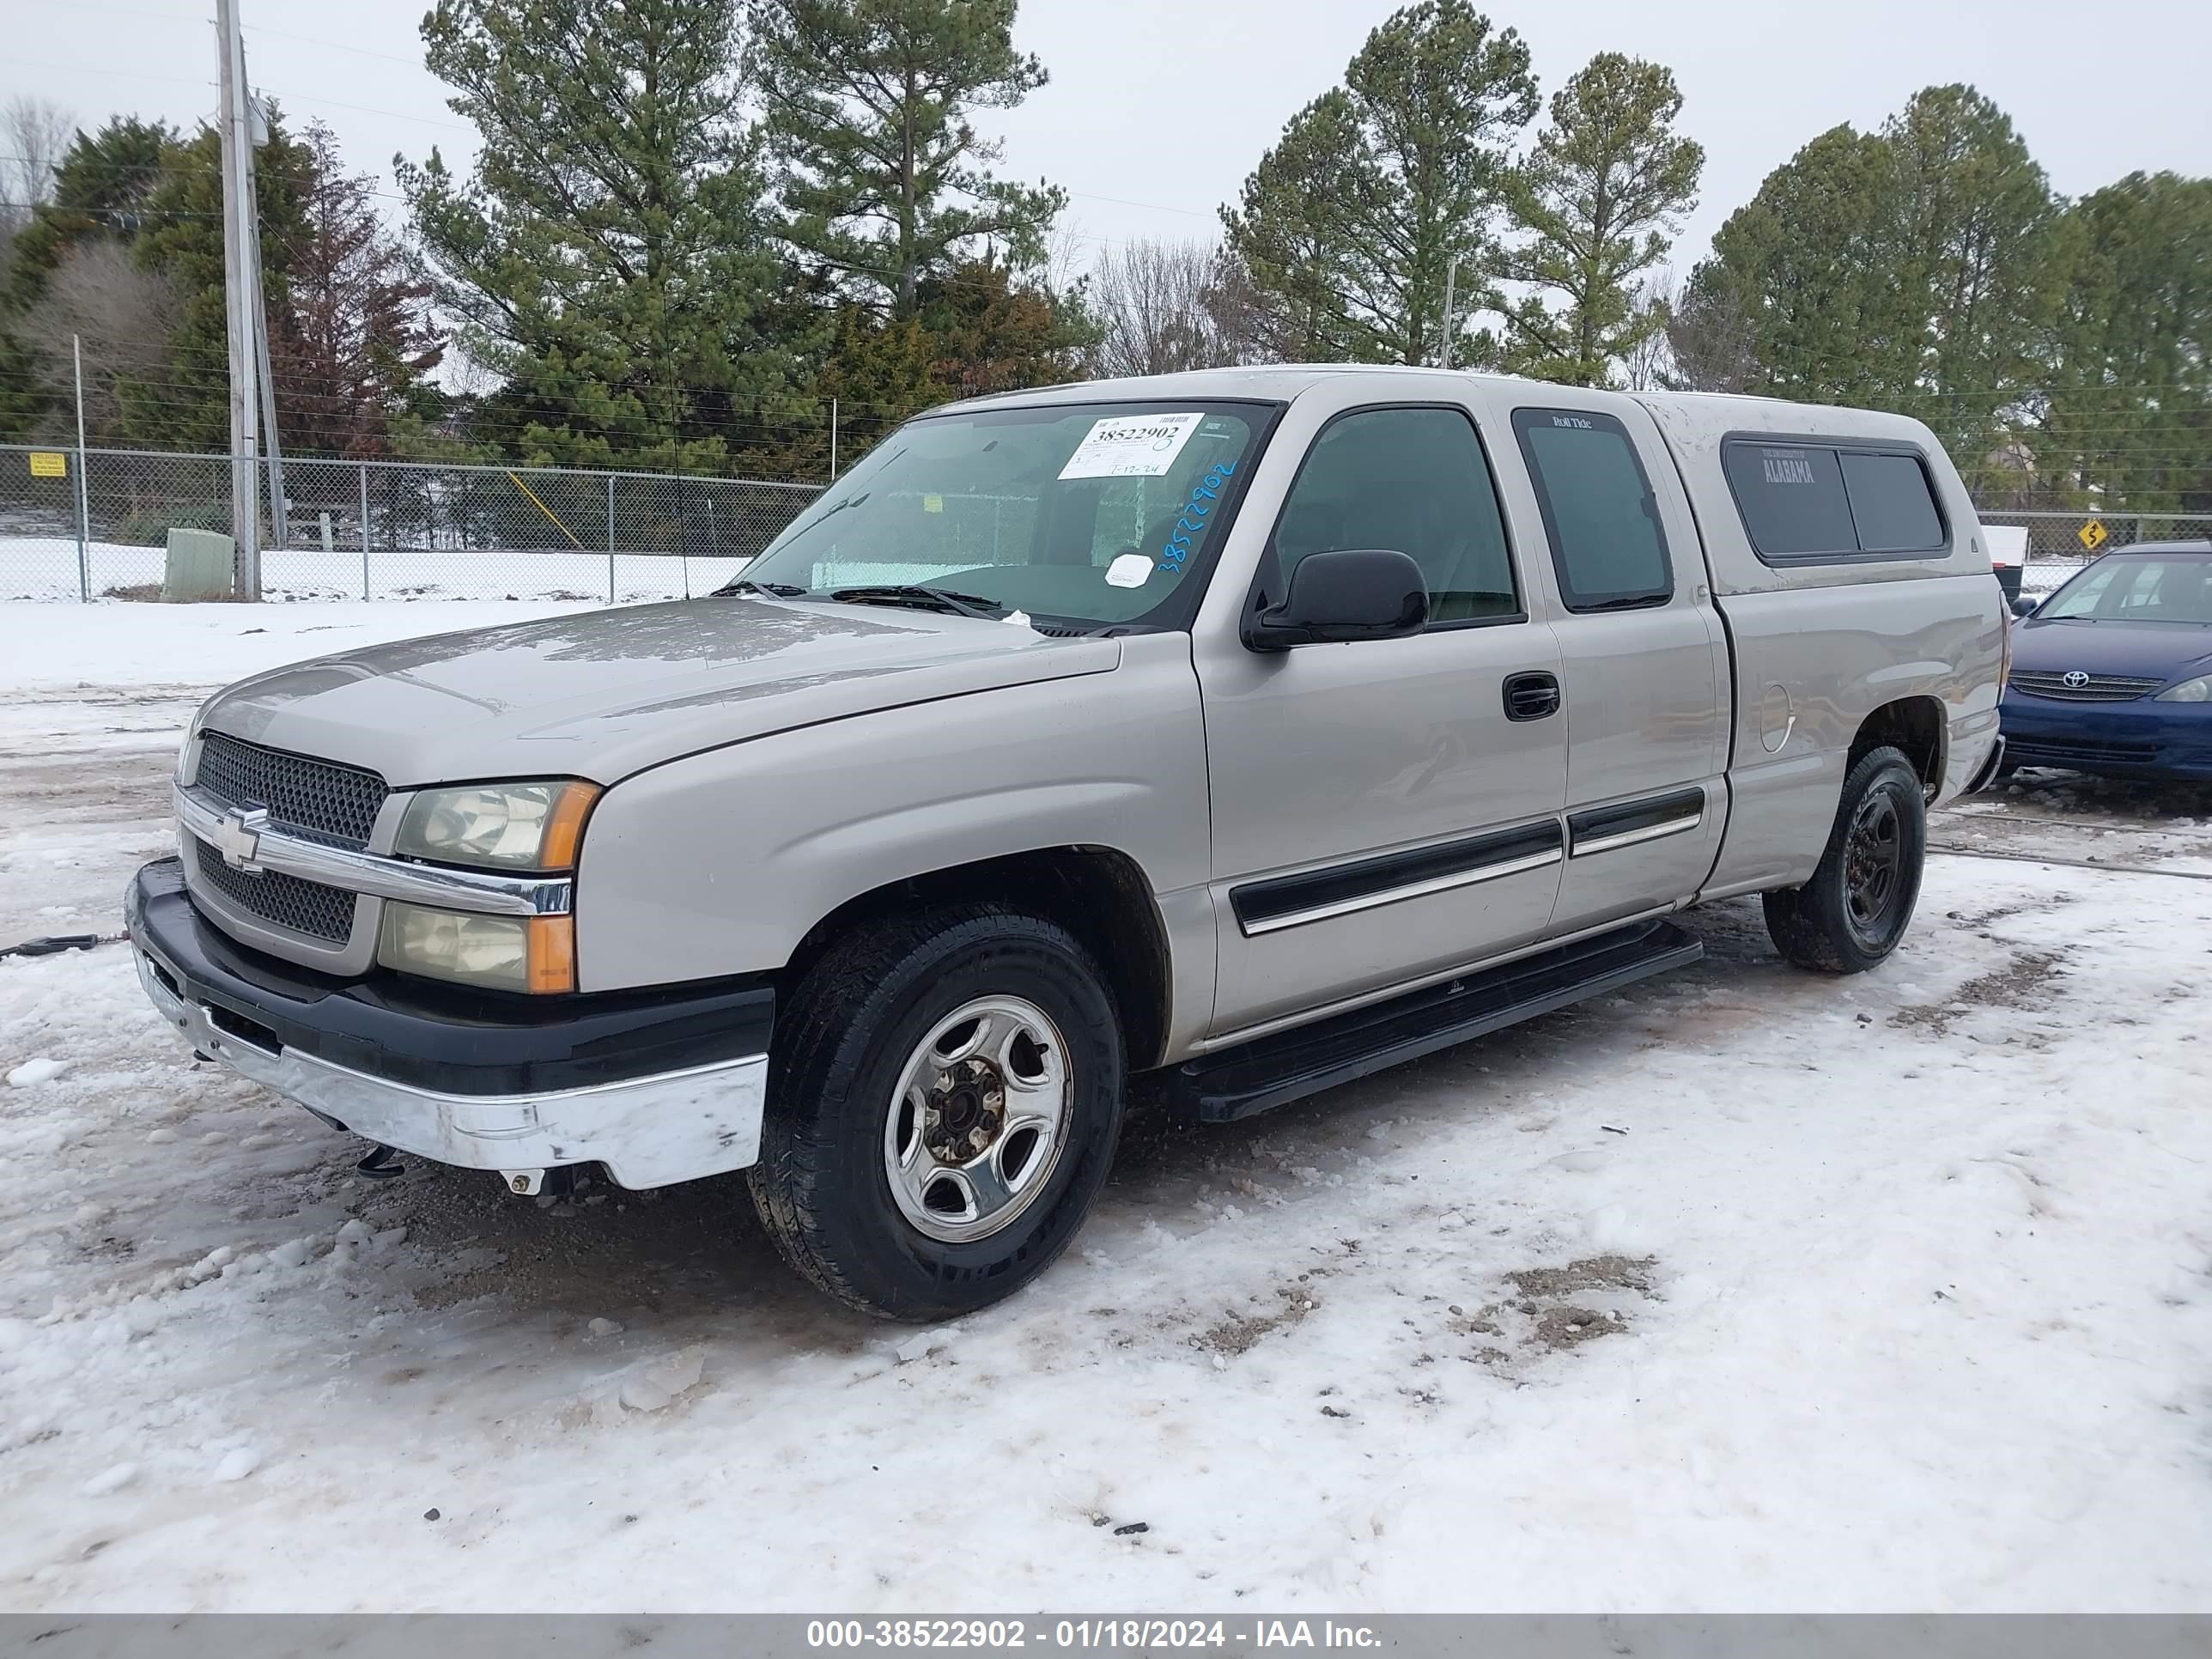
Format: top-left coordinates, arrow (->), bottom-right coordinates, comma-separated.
1161,459 -> 1236,576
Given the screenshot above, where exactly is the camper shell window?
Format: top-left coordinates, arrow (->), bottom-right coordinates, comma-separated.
1721,434 -> 1950,565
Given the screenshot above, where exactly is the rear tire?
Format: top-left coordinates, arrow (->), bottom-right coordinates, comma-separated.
748,905 -> 1125,1321
1762,744 -> 1927,975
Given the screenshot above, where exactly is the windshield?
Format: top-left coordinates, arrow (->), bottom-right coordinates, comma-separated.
736,401 -> 1267,627
2041,553 -> 2212,624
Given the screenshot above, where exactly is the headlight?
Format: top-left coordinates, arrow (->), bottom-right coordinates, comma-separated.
377,902 -> 575,994
2156,676 -> 2211,703
394,780 -> 599,871
179,700 -> 216,781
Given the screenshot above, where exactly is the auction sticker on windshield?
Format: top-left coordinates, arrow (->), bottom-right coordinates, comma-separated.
1058,411 -> 1204,479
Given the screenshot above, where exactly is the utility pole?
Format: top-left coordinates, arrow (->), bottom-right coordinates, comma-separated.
215,0 -> 261,599
829,398 -> 838,480
1438,256 -> 1460,372
72,334 -> 90,603
240,38 -> 289,560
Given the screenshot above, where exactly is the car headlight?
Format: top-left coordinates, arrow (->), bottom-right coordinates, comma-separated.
393,780 -> 599,871
377,903 -> 575,994
2155,676 -> 2211,703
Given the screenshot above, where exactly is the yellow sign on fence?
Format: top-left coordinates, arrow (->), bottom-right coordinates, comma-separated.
2078,519 -> 2108,551
27,451 -> 66,478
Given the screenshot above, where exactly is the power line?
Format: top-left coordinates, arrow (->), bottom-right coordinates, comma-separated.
242,21 -> 426,68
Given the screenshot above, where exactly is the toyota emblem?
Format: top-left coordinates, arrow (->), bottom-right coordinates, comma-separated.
2061,669 -> 2092,689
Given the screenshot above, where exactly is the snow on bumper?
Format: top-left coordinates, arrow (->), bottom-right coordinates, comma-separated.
126,858 -> 772,1190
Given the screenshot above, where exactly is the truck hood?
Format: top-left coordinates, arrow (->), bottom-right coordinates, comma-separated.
198,599 -> 1121,787
2011,615 -> 2212,686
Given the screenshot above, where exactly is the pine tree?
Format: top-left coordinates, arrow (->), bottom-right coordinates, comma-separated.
1674,124 -> 1908,406
1217,89 -> 1370,361
2039,173 -> 2212,511
131,117 -> 314,452
917,251 -> 1091,398
1221,0 -> 1535,365
2,116 -> 173,312
749,0 -> 1065,320
1491,53 -> 1703,386
401,0 -> 808,470
1880,85 -> 2067,482
1675,86 -> 2069,487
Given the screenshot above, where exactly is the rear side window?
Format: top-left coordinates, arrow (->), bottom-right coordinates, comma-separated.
1723,438 -> 1948,562
1510,409 -> 1672,611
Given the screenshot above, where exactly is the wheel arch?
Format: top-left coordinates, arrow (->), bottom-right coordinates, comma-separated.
1850,696 -> 1947,795
781,845 -> 1174,1072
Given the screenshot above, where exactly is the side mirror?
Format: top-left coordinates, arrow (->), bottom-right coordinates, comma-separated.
2011,595 -> 2039,618
1247,548 -> 1429,650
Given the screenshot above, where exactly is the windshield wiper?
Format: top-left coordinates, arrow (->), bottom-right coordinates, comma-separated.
714,578 -> 811,598
829,584 -> 1006,619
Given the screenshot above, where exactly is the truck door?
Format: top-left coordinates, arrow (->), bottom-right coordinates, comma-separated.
1194,400 -> 1569,1037
1493,398 -> 1730,934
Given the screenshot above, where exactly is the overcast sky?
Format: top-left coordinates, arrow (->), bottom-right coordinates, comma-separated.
8,0 -> 2210,290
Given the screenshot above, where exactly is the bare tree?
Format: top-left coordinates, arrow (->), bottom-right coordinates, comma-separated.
2,96 -> 75,228
1093,237 -> 1243,378
1665,263 -> 1760,393
1620,270 -> 1676,391
17,240 -> 179,440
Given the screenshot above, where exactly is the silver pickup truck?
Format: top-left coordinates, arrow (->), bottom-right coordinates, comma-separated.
126,367 -> 2008,1319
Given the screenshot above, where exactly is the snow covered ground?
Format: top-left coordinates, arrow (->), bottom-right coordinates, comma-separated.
2,603 -> 2210,1613
0,533 -> 752,605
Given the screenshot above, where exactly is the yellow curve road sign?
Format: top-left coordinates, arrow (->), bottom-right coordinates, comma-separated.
2078,519 -> 2108,551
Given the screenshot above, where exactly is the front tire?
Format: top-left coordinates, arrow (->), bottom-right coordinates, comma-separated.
1762,744 -> 1928,974
749,905 -> 1125,1321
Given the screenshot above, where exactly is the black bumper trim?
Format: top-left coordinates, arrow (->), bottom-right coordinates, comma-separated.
126,858 -> 774,1097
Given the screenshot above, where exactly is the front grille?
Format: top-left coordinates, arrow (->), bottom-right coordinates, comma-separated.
192,839 -> 359,943
196,731 -> 386,847
2010,671 -> 2165,702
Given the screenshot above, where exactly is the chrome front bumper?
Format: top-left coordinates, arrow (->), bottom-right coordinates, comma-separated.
128,858 -> 773,1192
136,950 -> 767,1188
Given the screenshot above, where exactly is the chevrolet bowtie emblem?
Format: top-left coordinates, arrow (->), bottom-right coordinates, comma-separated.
211,805 -> 269,872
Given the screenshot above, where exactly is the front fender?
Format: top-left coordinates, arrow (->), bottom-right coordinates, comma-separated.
572,635 -> 1210,995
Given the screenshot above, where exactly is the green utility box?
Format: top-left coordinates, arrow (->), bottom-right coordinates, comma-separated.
163,527 -> 235,601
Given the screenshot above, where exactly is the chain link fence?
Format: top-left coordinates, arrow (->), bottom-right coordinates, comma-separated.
4,441 -> 2206,608
1976,508 -> 2212,597
0,443 -> 820,603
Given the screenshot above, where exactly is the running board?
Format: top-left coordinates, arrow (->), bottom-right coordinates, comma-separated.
1165,920 -> 1703,1124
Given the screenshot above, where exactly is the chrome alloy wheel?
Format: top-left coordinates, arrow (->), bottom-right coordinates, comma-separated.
883,995 -> 1073,1243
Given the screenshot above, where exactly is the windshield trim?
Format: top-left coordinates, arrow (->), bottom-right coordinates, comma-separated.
739,397 -> 1291,635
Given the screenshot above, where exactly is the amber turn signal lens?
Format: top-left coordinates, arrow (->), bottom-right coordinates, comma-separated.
539,781 -> 599,871
526,914 -> 576,995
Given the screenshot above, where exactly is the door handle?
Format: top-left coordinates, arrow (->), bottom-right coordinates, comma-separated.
1503,671 -> 1561,722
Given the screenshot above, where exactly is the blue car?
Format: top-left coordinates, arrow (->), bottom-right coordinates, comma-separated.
2000,541 -> 2212,781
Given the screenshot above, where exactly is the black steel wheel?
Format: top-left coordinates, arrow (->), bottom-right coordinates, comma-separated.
1763,744 -> 1928,975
